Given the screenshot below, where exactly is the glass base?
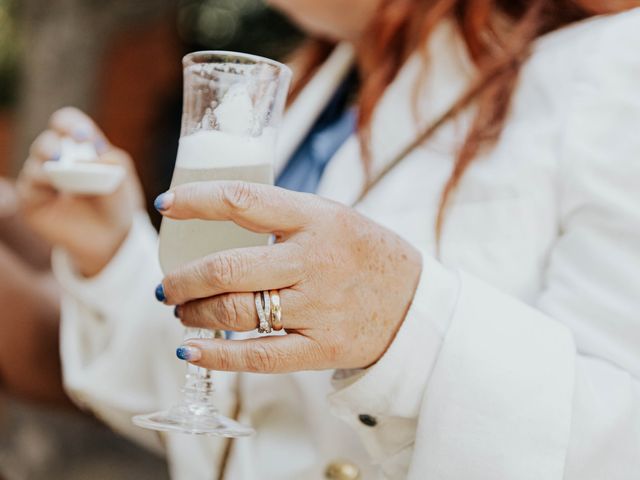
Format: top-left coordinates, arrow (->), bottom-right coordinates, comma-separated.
133,403 -> 255,437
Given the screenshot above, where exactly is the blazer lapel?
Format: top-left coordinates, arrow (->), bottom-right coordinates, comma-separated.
275,43 -> 355,177
316,20 -> 473,207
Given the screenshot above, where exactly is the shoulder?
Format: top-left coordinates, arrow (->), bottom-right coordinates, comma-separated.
539,7 -> 640,46
512,8 -> 640,130
546,12 -> 640,217
529,8 -> 640,82
506,10 -> 640,212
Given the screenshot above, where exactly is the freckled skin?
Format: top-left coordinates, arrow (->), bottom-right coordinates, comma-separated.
161,185 -> 423,373
19,107 -> 424,374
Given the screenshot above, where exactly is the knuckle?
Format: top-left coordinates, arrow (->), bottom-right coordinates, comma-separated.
215,295 -> 242,329
210,255 -> 235,288
182,184 -> 201,209
49,106 -> 85,127
222,182 -> 257,212
52,106 -> 82,119
245,343 -> 277,373
287,252 -> 306,277
179,304 -> 201,328
213,344 -> 233,371
162,274 -> 182,302
207,253 -> 246,290
281,287 -> 309,317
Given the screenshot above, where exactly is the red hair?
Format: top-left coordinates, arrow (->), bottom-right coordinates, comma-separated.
290,0 -> 639,238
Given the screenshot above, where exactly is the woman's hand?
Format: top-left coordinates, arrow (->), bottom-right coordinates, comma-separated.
156,181 -> 422,372
17,107 -> 144,277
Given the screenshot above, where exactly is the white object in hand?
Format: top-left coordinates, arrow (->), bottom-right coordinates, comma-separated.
43,138 -> 126,195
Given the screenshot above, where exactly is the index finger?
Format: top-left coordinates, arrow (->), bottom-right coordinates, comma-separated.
49,107 -> 109,148
160,242 -> 304,305
155,181 -> 321,234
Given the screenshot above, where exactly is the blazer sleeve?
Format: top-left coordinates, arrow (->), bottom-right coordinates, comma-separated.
52,213 -> 178,452
53,213 -> 237,467
329,11 -> 640,480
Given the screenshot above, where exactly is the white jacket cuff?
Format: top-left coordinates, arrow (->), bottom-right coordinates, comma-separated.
52,212 -> 161,317
328,253 -> 461,459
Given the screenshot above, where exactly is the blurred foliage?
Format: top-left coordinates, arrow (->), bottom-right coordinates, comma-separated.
178,0 -> 303,60
0,0 -> 18,108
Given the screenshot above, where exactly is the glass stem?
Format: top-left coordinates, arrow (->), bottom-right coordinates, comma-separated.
182,327 -> 218,406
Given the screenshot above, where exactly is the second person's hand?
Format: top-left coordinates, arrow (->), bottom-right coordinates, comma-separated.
17,107 -> 144,277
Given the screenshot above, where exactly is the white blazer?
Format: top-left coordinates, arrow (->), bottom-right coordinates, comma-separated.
53,10 -> 640,480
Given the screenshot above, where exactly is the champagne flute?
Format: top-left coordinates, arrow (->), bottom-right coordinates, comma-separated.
133,51 -> 291,436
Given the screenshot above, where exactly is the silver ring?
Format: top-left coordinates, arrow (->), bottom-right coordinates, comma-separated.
255,292 -> 267,332
262,291 -> 271,329
255,291 -> 272,334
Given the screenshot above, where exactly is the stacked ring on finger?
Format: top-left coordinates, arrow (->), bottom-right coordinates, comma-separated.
269,290 -> 283,331
255,291 -> 272,334
262,290 -> 271,332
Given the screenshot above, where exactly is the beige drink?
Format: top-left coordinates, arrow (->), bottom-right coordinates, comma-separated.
158,129 -> 275,274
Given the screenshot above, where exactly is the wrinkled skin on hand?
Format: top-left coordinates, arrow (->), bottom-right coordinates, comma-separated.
157,181 -> 422,373
17,107 -> 144,277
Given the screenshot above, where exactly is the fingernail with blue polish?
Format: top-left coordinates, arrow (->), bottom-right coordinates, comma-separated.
155,283 -> 166,302
173,306 -> 180,318
50,151 -> 61,162
154,192 -> 174,212
176,345 -> 201,361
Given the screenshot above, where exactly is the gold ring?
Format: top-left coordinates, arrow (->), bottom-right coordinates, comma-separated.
269,290 -> 283,331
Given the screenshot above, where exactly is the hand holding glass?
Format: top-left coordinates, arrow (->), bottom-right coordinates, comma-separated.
133,51 -> 291,436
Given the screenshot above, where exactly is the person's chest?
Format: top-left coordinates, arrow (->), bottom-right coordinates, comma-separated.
313,44 -> 578,307
219,18 -> 597,480
320,117 -> 559,305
